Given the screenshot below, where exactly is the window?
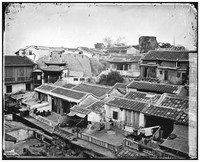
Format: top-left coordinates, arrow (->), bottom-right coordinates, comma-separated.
177,72 -> 181,78
36,133 -> 42,140
151,68 -> 155,73
6,85 -> 12,93
26,84 -> 31,91
160,71 -> 163,75
113,111 -> 118,120
74,78 -> 78,81
80,78 -> 85,81
37,75 -> 41,80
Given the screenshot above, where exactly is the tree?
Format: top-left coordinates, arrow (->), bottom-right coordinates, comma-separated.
102,37 -> 113,48
102,36 -> 127,48
97,71 -> 124,86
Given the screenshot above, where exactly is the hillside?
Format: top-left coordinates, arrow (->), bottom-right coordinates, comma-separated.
37,53 -> 105,77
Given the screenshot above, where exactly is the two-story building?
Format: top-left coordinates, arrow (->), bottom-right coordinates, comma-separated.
15,45 -> 67,62
140,50 -> 196,85
4,55 -> 35,93
41,53 -> 67,83
106,54 -> 141,78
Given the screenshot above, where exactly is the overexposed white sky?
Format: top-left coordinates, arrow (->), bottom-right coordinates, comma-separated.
4,3 -> 197,54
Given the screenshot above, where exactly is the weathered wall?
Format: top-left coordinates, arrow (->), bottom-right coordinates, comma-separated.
7,129 -> 34,142
161,61 -> 176,67
37,53 -> 104,77
139,36 -> 158,53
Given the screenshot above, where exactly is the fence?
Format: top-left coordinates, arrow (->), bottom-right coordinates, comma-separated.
78,133 -> 117,152
123,138 -> 178,159
30,113 -> 56,127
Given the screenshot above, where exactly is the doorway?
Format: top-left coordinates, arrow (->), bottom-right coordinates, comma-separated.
164,71 -> 168,81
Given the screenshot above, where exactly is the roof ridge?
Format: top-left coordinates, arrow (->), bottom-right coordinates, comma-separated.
55,86 -> 88,95
128,80 -> 181,87
112,96 -> 147,104
80,82 -> 112,89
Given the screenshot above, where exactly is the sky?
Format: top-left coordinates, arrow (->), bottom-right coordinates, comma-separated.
4,3 -> 197,54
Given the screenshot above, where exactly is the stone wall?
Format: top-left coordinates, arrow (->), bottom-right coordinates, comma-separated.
139,36 -> 158,53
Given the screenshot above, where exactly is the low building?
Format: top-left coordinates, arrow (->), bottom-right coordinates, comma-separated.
140,50 -> 196,85
105,97 -> 147,131
106,54 -> 141,77
4,55 -> 35,93
127,80 -> 187,96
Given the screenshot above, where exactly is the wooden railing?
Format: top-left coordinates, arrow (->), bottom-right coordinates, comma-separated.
78,133 -> 118,152
17,77 -> 32,82
5,78 -> 15,82
123,138 -> 178,159
5,77 -> 32,83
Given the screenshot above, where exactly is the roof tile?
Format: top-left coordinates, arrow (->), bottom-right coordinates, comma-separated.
73,83 -> 111,98
159,96 -> 188,110
125,91 -> 161,104
5,55 -> 35,66
106,97 -> 147,112
87,101 -> 104,113
51,87 -> 87,100
36,84 -> 56,92
142,105 -> 184,121
128,81 -> 180,94
70,105 -> 91,115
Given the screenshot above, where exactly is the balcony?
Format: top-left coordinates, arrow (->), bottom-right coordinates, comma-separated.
116,70 -> 140,77
5,77 -> 32,84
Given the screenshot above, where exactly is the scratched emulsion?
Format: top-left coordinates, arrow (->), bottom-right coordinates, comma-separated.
3,3 -> 198,159
4,3 -> 197,54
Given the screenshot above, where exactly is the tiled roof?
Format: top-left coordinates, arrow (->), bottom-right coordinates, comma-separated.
142,50 -> 189,61
54,80 -> 76,89
87,100 -> 104,113
51,87 -> 87,100
62,84 -> 76,89
73,83 -> 111,98
127,81 -> 180,94
142,105 -> 183,120
108,82 -> 127,94
112,82 -> 127,90
41,65 -> 63,72
125,91 -> 161,104
159,96 -> 188,110
35,84 -> 56,92
116,149 -> 140,158
70,105 -> 91,115
107,46 -> 132,50
175,111 -> 188,125
106,97 -> 147,112
5,55 -> 35,66
107,55 -> 141,63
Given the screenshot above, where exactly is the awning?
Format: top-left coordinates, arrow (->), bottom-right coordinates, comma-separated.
76,113 -> 86,118
67,111 -> 77,117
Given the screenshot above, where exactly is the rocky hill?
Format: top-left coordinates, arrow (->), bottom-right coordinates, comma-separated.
37,53 -> 105,77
